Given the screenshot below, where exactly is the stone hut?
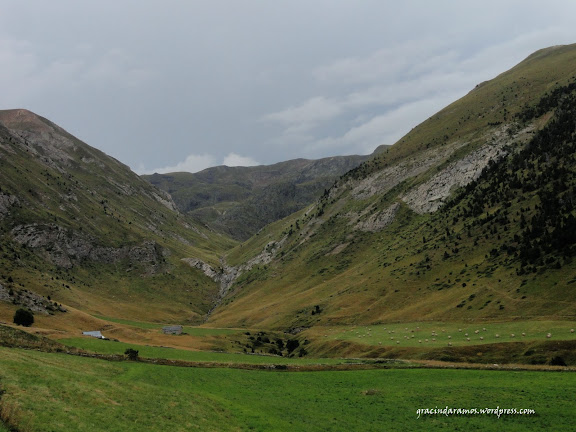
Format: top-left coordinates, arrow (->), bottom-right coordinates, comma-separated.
162,325 -> 183,335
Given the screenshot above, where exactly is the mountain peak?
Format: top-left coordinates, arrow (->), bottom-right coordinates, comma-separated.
0,108 -> 49,131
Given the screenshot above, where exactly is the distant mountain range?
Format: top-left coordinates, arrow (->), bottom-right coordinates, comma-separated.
143,146 -> 388,240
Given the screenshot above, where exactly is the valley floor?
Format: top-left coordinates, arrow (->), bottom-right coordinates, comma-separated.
1,346 -> 575,432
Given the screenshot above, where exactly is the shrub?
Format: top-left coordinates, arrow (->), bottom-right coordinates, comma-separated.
124,348 -> 139,361
13,308 -> 34,327
550,356 -> 567,366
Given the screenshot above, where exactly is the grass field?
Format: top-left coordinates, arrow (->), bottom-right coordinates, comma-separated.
92,315 -> 244,336
59,337 -> 346,365
313,320 -> 576,348
0,347 -> 575,431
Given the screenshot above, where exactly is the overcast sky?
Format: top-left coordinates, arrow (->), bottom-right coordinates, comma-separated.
1,1 -> 576,174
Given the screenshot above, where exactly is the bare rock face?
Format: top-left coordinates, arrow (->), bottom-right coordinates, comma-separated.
182,236 -> 288,318
181,258 -> 222,280
402,125 -> 533,214
11,223 -> 164,271
350,144 -> 463,201
0,193 -> 18,219
355,203 -> 401,232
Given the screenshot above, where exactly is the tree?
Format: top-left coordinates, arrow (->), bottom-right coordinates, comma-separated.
286,339 -> 300,354
13,308 -> 34,327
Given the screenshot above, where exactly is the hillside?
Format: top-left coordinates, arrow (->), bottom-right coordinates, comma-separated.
0,109 -> 235,324
143,148 -> 387,240
202,44 -> 576,330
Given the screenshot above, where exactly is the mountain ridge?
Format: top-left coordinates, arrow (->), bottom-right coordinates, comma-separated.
143,147 -> 389,240
0,109 -> 235,324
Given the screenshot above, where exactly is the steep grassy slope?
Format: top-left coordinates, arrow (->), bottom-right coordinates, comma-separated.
143,149 -> 387,240
0,110 -> 235,324
206,44 -> 576,330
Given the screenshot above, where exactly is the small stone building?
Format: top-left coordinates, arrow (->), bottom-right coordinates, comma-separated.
162,325 -> 183,335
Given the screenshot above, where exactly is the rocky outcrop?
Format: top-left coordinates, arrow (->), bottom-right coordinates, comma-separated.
350,143 -> 464,200
402,125 -> 533,214
182,237 -> 287,318
11,223 -> 164,271
181,258 -> 222,281
0,282 -> 66,315
0,193 -> 18,219
354,203 -> 401,232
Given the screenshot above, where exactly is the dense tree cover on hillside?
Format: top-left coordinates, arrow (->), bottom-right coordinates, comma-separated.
444,80 -> 576,273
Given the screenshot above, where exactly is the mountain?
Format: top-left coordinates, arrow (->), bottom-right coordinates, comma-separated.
0,109 -> 235,323
143,147 -> 388,241
200,44 -> 576,330
2,44 -> 576,338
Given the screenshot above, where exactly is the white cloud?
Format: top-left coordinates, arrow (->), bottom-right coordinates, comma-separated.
222,153 -> 259,167
145,153 -> 217,174
261,96 -> 343,133
311,38 -> 448,85
0,38 -> 152,108
261,29 -> 575,160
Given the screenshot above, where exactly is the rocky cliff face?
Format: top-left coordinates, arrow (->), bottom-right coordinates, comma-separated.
11,224 -> 165,272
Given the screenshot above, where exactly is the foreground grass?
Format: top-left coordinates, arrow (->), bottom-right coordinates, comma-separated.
1,347 -> 575,431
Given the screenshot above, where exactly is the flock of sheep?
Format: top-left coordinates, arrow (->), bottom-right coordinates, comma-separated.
331,326 -> 576,346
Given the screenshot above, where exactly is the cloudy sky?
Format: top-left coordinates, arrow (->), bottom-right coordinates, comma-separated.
1,1 -> 576,174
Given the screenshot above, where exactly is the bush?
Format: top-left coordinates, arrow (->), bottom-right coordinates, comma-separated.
550,356 -> 567,366
124,348 -> 139,361
13,308 -> 34,327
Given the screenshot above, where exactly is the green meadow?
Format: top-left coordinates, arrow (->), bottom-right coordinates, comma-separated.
320,320 -> 576,348
1,347 -> 575,431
